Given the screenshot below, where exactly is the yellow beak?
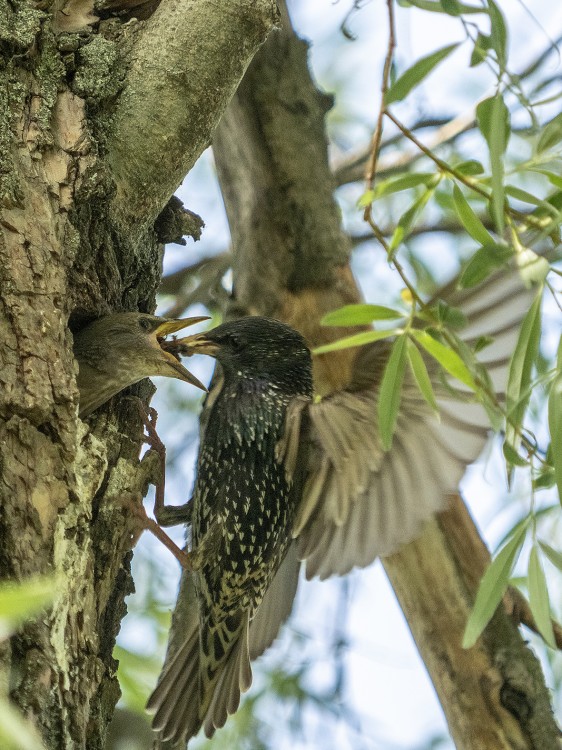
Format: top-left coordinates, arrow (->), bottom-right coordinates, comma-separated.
154,316 -> 210,338
170,331 -> 220,357
154,317 -> 210,391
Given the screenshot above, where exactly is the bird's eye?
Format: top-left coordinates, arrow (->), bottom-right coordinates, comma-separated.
138,317 -> 153,332
229,333 -> 245,350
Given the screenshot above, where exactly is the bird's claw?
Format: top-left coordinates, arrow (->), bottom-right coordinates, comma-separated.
124,496 -> 192,570
128,397 -> 170,519
131,398 -> 165,459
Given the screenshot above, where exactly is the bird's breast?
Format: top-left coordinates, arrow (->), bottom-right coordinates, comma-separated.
192,395 -> 298,617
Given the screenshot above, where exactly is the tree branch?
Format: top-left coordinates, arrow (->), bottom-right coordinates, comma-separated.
158,252 -> 231,317
107,0 -> 279,231
335,109 -> 476,186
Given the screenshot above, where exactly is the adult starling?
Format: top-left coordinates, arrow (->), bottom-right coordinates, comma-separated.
73,312 -> 208,418
147,266 -> 536,744
147,317 -> 313,743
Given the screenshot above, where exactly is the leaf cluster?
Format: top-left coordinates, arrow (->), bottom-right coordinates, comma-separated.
327,0 -> 562,655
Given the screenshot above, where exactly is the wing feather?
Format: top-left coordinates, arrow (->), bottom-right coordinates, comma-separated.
248,543 -> 301,660
290,266 -> 537,579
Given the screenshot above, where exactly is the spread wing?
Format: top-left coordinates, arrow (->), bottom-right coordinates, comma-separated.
279,268 -> 538,580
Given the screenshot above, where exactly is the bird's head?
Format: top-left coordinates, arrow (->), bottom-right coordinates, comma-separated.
74,313 -> 209,417
171,316 -> 313,394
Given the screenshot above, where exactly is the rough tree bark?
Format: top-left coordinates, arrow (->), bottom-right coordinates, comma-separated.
0,1 -> 278,748
211,8 -> 560,750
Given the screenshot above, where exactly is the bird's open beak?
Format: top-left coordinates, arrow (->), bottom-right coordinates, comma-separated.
154,317 -> 210,391
154,317 -> 210,338
166,331 -> 220,358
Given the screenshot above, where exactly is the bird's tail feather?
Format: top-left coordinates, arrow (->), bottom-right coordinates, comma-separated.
147,623 -> 201,743
147,609 -> 252,745
203,616 -> 252,737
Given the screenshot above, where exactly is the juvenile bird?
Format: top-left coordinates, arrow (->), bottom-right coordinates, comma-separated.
73,312 -> 208,417
148,266 -> 536,744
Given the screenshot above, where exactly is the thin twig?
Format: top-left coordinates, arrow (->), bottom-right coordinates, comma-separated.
384,109 -> 489,198
159,252 -> 231,318
361,0 -> 421,304
384,109 -> 548,231
336,111 -> 477,187
363,0 -> 395,191
334,35 -> 562,188
546,278 -> 562,313
363,212 -> 427,309
349,214 -> 494,245
159,251 -> 230,295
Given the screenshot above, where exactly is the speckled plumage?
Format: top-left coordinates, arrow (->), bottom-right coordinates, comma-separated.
148,266 -> 538,743
148,317 -> 313,743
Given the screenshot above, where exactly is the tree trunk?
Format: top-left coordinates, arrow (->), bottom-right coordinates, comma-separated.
0,1 -> 278,747
211,12 -> 560,750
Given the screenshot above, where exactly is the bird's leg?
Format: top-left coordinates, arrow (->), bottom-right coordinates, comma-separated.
134,399 -> 193,527
120,398 -> 193,569
125,497 -> 192,570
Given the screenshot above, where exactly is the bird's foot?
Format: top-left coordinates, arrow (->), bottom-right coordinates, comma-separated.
123,496 -> 192,570
130,397 -> 192,527
134,398 -> 166,465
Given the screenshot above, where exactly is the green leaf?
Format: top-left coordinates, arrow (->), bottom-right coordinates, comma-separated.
378,335 -> 408,451
0,577 -> 55,640
452,184 -> 495,245
459,243 -> 513,288
537,113 -> 562,153
313,328 -> 401,355
548,368 -> 562,505
410,330 -> 477,390
554,332 -> 562,372
440,0 -> 462,14
539,541 -> 562,572
389,185 -> 436,252
531,169 -> 562,190
477,94 -> 510,233
505,290 -> 542,454
407,338 -> 439,414
455,159 -> 485,176
357,189 -> 377,208
384,44 -> 459,105
470,32 -> 492,67
321,304 -> 405,327
487,0 -> 508,69
463,521 -> 528,648
528,545 -> 556,649
495,513 -> 532,549
506,185 -> 559,215
502,441 -> 528,468
473,335 -> 494,353
381,174 -> 431,198
115,645 -> 163,711
0,697 -> 46,750
433,300 -> 467,329
359,173 -> 435,206
398,0 -> 483,14
533,466 -> 555,491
